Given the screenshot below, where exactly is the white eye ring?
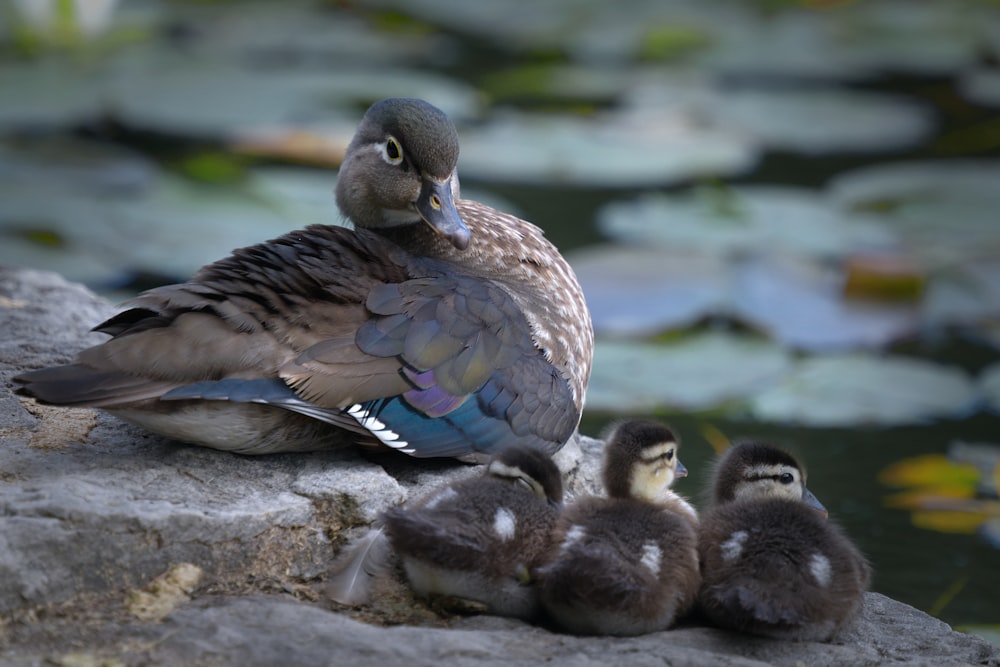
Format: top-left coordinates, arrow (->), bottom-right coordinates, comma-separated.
382,136 -> 403,165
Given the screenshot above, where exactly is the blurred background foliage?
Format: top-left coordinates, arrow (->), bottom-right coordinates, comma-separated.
1,0 -> 999,643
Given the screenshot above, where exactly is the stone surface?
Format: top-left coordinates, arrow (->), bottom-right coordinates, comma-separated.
1,266 -> 998,667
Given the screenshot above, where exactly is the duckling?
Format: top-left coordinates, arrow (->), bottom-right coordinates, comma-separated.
14,98 -> 593,460
698,441 -> 870,642
537,420 -> 700,636
381,444 -> 563,619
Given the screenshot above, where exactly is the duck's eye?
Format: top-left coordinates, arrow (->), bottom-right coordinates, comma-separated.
385,136 -> 403,164
779,472 -> 795,484
665,449 -> 674,461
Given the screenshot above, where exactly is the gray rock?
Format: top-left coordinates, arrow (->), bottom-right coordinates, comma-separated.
1,266 -> 997,667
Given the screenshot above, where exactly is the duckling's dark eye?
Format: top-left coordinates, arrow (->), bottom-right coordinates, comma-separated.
385,136 -> 403,164
665,449 -> 674,461
779,472 -> 795,484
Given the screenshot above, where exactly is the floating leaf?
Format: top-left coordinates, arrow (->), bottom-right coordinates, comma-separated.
949,440 -> 1000,498
729,255 -> 920,351
569,245 -> 730,337
0,60 -> 104,130
698,1 -> 982,80
175,152 -> 248,185
911,510 -> 993,535
828,161 -> 1000,270
597,186 -> 897,260
842,254 -> 926,302
230,126 -> 352,167
586,332 -> 791,413
749,354 -> 979,426
958,67 -> 1000,108
638,24 -> 710,62
712,88 -> 933,154
884,489 -> 976,511
457,109 -> 758,187
879,454 -> 980,490
981,363 -> 1000,413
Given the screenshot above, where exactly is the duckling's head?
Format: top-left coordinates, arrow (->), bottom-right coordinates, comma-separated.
602,420 -> 687,503
487,445 -> 564,507
712,441 -> 827,514
336,98 -> 470,249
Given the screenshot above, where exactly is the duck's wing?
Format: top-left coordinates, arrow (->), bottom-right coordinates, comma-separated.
14,225 -> 578,457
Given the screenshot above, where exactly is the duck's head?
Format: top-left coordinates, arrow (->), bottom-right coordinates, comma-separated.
602,420 -> 687,504
711,441 -> 827,515
335,98 -> 470,250
487,445 -> 564,508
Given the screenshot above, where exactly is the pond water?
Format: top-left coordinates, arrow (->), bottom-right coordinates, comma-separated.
1,0 -> 999,642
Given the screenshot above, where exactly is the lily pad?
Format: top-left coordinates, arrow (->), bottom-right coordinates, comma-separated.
750,354 -> 979,427
699,2 -> 983,80
458,109 -> 757,187
586,332 -> 791,413
103,53 -> 478,139
981,363 -> 1000,414
958,67 -> 1000,108
0,60 -> 105,130
568,245 -> 730,337
166,1 -> 440,67
828,161 -> 1000,269
597,186 -> 896,260
102,169 -> 341,281
729,255 -> 920,351
713,88 -> 933,155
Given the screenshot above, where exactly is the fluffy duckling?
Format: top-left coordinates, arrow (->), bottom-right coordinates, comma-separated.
698,441 -> 870,641
537,420 -> 700,636
14,98 -> 592,460
382,445 -> 563,619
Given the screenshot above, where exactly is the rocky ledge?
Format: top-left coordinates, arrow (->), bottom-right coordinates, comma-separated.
1,266 -> 998,667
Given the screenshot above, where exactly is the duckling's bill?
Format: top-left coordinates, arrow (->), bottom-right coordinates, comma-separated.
803,487 -> 828,517
417,176 -> 469,249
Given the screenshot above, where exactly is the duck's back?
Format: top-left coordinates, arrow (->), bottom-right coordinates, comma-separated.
698,498 -> 870,640
15,202 -> 591,459
539,497 -> 699,635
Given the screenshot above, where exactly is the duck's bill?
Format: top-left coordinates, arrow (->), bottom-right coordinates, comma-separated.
417,177 -> 470,250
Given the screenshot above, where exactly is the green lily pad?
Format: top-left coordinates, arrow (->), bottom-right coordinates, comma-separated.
750,354 -> 979,427
586,332 -> 791,413
0,138 -> 160,285
699,2 -> 982,80
568,245 -> 730,336
981,363 -> 1000,414
598,186 -> 896,259
570,241 -> 924,349
102,169 -> 342,280
959,67 -> 1000,108
828,161 -> 1000,270
458,109 -> 757,186
104,54 -> 477,139
920,261 -> 1000,330
166,1 -> 438,67
0,60 -> 104,130
713,88 -> 933,154
730,255 -> 920,351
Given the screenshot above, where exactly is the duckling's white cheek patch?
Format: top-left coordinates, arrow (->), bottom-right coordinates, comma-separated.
425,486 -> 459,510
720,530 -> 748,561
640,542 -> 662,577
809,553 -> 832,588
493,507 -> 517,541
561,525 -> 586,552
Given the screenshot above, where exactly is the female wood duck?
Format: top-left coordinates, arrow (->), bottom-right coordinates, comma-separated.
537,420 -> 700,636
14,98 -> 593,459
698,441 -> 871,641
381,444 -> 563,618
